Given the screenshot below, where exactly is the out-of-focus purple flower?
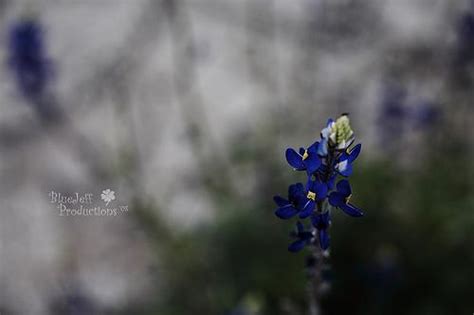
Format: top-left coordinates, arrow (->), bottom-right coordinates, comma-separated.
7,18 -> 53,101
458,11 -> 474,43
377,84 -> 440,146
411,102 -> 440,130
456,6 -> 474,66
379,86 -> 407,124
50,283 -> 96,315
376,85 -> 408,148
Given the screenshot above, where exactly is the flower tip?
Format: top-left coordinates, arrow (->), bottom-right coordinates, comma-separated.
349,208 -> 365,217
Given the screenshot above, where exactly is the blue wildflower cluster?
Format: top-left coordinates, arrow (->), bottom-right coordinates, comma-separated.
7,17 -> 52,100
274,114 -> 364,252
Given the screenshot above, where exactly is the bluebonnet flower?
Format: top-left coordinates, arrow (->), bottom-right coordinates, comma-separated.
334,143 -> 361,177
274,183 -> 306,219
288,221 -> 314,252
274,113 -> 364,253
311,212 -> 331,250
274,114 -> 366,315
329,180 -> 364,217
274,179 -> 328,219
298,178 -> 328,219
7,18 -> 52,100
285,141 -> 322,175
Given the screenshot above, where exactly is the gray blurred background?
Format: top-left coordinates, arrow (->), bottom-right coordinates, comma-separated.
0,0 -> 473,314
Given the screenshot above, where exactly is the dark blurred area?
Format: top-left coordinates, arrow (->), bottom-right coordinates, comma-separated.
0,1 -> 473,315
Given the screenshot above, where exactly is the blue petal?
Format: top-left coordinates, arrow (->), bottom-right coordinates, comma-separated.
317,139 -> 328,156
311,212 -> 330,229
289,183 -> 306,208
273,195 -> 289,207
286,148 -> 305,170
348,144 -> 361,163
288,239 -> 307,252
321,211 -> 331,225
296,221 -> 304,233
340,164 -> 353,177
314,181 -> 328,201
340,203 -> 364,217
311,214 -> 320,227
304,154 -> 321,174
289,183 -> 305,197
307,141 -> 319,154
294,195 -> 308,210
275,205 -> 298,219
337,159 -> 353,177
305,177 -> 315,192
327,174 -> 336,190
299,147 -> 306,155
311,213 -> 322,228
306,178 -> 328,201
299,200 -> 315,218
321,119 -> 334,139
328,192 -> 345,207
336,180 -> 352,196
318,229 -> 330,250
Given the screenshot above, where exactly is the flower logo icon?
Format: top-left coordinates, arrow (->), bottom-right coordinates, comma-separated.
101,189 -> 115,206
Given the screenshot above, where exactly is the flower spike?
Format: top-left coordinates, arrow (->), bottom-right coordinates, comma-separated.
274,114 -> 365,254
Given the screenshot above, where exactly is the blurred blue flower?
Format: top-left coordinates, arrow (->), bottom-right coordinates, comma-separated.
377,84 -> 440,148
456,6 -> 474,66
412,102 -> 440,130
380,87 -> 407,121
7,18 -> 52,100
459,9 -> 474,41
377,85 -> 407,145
329,180 -> 364,217
288,221 -> 314,252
